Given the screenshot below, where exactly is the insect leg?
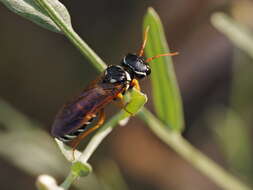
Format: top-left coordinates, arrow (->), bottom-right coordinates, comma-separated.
114,93 -> 133,115
70,109 -> 105,151
130,79 -> 141,91
114,79 -> 141,116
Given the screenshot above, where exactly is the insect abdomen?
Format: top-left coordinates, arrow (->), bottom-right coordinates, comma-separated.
57,116 -> 96,142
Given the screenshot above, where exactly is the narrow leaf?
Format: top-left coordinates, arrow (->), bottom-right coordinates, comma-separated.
0,0 -> 72,33
143,7 -> 184,131
121,88 -> 148,119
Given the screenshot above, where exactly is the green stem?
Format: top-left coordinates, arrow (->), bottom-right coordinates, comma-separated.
78,127 -> 113,163
60,173 -> 76,189
35,0 -> 107,72
138,108 -> 251,190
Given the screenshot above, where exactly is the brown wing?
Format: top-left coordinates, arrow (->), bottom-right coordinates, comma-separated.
51,81 -> 125,137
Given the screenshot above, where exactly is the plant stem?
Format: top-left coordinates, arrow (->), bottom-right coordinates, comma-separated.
35,0 -> 107,72
78,127 -> 113,163
138,108 -> 251,190
60,173 -> 76,189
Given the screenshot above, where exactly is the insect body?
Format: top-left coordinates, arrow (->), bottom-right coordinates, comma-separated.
52,65 -> 131,144
51,27 -> 178,149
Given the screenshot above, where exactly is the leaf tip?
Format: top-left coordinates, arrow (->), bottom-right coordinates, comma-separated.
146,7 -> 158,18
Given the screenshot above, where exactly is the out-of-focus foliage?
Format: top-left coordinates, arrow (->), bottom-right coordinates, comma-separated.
96,160 -> 129,190
0,98 -> 69,176
0,99 -> 103,190
210,2 -> 253,185
207,108 -> 253,179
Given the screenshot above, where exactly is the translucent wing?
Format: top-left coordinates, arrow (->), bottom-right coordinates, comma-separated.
52,81 -> 125,137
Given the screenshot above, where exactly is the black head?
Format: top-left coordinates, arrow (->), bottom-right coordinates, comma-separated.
103,65 -> 131,84
121,53 -> 151,79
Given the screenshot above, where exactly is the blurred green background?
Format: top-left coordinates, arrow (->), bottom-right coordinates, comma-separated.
0,0 -> 253,189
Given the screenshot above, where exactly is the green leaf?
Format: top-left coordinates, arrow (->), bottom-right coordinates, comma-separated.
0,0 -> 72,33
143,7 -> 184,131
71,161 -> 92,177
113,87 -> 147,125
121,88 -> 148,119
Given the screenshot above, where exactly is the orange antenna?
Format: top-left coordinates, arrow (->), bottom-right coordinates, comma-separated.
146,52 -> 179,63
138,26 -> 150,56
